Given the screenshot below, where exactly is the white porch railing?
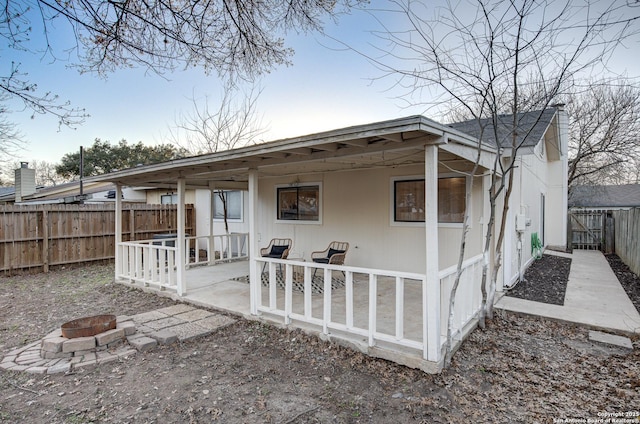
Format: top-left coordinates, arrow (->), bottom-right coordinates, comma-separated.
252,254 -> 484,365
117,239 -> 178,291
186,233 -> 249,266
438,254 -> 484,346
116,232 -> 249,292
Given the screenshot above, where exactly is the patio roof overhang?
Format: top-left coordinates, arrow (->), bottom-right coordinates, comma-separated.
85,115 -> 497,189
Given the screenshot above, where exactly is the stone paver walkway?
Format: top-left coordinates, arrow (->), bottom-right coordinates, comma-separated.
0,304 -> 235,375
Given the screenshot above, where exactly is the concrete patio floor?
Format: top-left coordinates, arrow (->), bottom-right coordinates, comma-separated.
147,250 -> 640,338
495,250 -> 640,335
176,262 -> 427,347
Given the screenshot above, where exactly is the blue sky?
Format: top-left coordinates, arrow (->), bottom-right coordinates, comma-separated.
4,2 -> 640,165
6,7 -> 419,165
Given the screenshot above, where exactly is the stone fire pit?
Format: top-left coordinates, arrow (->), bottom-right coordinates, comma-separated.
61,314 -> 117,338
41,316 -> 135,361
0,304 -> 236,375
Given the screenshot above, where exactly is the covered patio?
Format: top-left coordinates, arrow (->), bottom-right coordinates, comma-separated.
137,257 -> 483,373
87,115 -> 496,372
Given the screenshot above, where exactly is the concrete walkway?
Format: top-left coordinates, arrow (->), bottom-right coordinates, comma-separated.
495,250 -> 640,335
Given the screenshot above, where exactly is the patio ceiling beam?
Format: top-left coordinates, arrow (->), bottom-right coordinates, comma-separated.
259,152 -> 288,159
205,181 -> 249,190
284,148 -> 313,156
380,133 -> 404,143
341,139 -> 370,148
312,143 -> 339,152
440,142 -> 497,174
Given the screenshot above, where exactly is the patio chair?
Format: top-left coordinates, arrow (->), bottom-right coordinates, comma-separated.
260,238 -> 292,273
311,241 -> 349,277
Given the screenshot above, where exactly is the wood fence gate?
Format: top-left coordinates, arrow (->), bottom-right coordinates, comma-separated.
568,210 -> 614,252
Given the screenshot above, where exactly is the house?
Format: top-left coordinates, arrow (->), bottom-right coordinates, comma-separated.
450,108 -> 569,286
569,184 -> 640,210
0,163 -> 146,204
86,107 -> 568,372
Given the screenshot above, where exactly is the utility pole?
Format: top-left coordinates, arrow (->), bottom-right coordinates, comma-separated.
79,146 -> 84,203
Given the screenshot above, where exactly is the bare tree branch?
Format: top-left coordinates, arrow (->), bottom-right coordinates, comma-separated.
566,80 -> 640,187
170,81 -> 267,155
0,0 -> 362,156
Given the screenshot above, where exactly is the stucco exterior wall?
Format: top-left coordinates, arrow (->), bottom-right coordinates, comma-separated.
194,189 -> 250,239
502,139 -> 566,287
254,165 -> 485,273
146,189 -> 197,205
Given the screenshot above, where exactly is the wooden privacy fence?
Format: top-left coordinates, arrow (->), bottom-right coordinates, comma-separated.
612,207 -> 640,276
568,210 -> 606,251
0,204 -> 195,274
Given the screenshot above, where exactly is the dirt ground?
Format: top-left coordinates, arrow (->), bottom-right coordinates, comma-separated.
1,261 -> 639,423
505,254 -> 572,305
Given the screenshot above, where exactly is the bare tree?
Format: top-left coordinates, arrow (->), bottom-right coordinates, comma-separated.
0,93 -> 25,160
1,159 -> 68,187
170,81 -> 267,235
171,82 -> 267,155
1,0 -> 362,136
360,0 -> 640,361
566,81 -> 640,187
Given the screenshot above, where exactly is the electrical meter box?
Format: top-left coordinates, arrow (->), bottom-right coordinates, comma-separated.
516,214 -> 527,232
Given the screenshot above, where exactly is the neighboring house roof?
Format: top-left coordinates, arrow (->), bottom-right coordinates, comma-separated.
448,108 -> 557,150
25,181 -> 115,203
568,184 -> 640,208
0,180 -> 146,204
0,187 -> 14,197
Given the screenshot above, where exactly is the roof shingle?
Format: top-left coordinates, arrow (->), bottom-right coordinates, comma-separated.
569,184 -> 640,208
448,108 -> 557,149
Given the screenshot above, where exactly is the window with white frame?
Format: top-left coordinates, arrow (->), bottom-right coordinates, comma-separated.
160,193 -> 177,204
393,177 -> 466,224
277,185 -> 320,221
213,190 -> 243,220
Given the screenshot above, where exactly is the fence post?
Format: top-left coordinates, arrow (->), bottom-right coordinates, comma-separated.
604,213 -> 615,254
566,212 -> 572,251
42,208 -> 49,273
129,206 -> 135,241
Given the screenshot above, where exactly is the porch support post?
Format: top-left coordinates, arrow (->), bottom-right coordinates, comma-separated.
176,178 -> 186,296
248,169 -> 259,315
424,144 -> 441,363
208,181 -> 216,265
114,184 -> 123,281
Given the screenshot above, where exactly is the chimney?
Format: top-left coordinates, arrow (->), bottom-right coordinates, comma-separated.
14,162 -> 36,203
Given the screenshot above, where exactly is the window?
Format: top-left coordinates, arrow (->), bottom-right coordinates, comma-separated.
213,190 -> 243,220
161,194 -> 177,204
438,177 -> 466,223
394,179 -> 425,222
393,177 -> 466,223
277,185 -> 320,221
